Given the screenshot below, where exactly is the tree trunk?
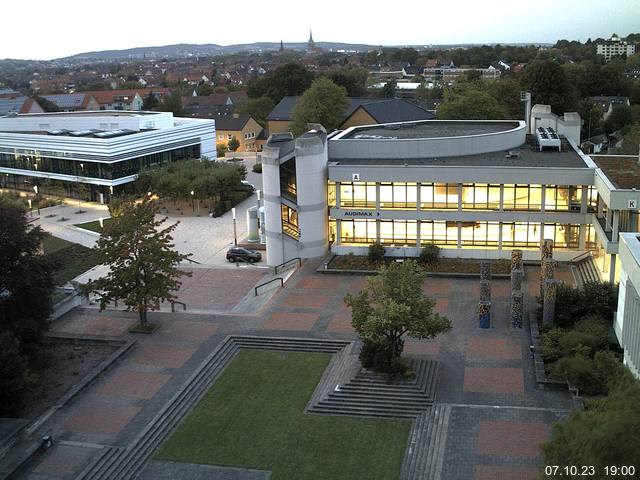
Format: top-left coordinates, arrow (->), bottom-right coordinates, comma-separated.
139,308 -> 147,328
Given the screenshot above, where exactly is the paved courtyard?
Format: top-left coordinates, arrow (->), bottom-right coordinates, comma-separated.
14,257 -> 573,479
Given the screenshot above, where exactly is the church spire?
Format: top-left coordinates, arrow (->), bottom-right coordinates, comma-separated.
307,30 -> 315,52
279,40 -> 284,52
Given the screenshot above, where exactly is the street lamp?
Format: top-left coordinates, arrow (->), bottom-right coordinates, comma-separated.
232,207 -> 238,246
190,190 -> 195,213
33,185 -> 38,195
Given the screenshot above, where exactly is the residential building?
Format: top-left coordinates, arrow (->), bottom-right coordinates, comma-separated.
616,232 -> 640,379
40,93 -> 100,112
0,111 -> 215,202
423,66 -> 501,82
216,114 -> 263,152
0,96 -> 43,116
84,90 -> 144,111
266,97 -> 434,136
588,96 -> 631,120
596,34 -> 636,60
260,106 -> 640,287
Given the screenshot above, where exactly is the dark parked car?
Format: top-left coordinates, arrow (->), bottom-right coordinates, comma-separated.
226,247 -> 262,263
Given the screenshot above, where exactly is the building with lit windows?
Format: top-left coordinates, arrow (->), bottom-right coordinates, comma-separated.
261,113 -> 640,283
0,111 -> 215,202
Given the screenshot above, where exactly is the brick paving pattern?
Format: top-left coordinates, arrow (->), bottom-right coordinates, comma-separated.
17,260 -> 575,480
464,367 -> 525,394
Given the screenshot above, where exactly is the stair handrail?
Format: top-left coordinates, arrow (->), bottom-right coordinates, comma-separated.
254,277 -> 284,296
274,257 -> 302,274
570,251 -> 592,263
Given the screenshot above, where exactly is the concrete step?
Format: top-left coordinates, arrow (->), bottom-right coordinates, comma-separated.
310,405 -> 419,419
321,396 -> 429,409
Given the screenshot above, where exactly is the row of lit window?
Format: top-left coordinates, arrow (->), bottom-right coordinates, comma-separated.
328,182 -> 596,212
330,219 -> 595,250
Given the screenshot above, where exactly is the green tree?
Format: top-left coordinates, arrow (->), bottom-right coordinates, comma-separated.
328,66 -> 369,97
236,95 -> 275,127
541,374 -> 640,471
142,91 -> 160,110
89,199 -> 192,328
438,84 -> 508,119
603,104 -> 633,134
290,77 -> 349,135
381,79 -> 397,98
0,331 -> 28,417
522,58 -> 576,113
228,136 -> 240,152
247,63 -> 314,103
617,125 -> 640,154
344,260 -> 451,372
0,198 -> 54,345
159,90 -> 184,116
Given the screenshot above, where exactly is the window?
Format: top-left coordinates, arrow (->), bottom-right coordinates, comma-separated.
421,220 -> 458,246
281,204 -> 299,239
379,183 -> 417,209
340,219 -> 377,244
503,184 -> 542,211
339,182 -> 376,208
279,158 -> 297,201
543,223 -> 580,249
545,185 -> 581,211
421,183 -> 459,209
461,183 -> 501,210
379,220 -> 417,245
460,221 -> 500,247
327,181 -> 336,207
502,222 -> 541,248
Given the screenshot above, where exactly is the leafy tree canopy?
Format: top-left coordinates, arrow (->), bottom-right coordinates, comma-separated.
236,95 -> 275,127
247,63 -> 315,103
0,198 -> 54,344
290,77 -> 349,135
437,82 -> 508,120
89,198 -> 191,327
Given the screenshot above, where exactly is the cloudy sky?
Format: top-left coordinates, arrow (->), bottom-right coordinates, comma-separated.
2,0 -> 638,60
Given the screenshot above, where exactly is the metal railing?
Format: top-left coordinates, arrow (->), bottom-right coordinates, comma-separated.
570,251 -> 592,263
184,257 -> 201,264
170,300 -> 187,312
274,257 -> 302,274
254,277 -> 284,296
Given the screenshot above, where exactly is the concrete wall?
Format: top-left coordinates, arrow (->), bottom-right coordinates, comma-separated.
530,105 -> 581,145
0,111 -> 175,132
329,121 -> 526,159
295,133 -> 329,259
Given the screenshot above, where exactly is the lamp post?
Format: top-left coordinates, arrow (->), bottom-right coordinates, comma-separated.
232,207 -> 238,246
76,163 -> 85,213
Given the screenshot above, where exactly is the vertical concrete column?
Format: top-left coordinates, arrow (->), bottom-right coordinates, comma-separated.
457,183 -> 462,212
480,280 -> 491,302
334,181 -> 341,207
335,220 -> 341,245
416,220 -> 421,248
540,185 -> 546,213
375,183 -> 380,210
605,209 -> 613,232
542,279 -> 559,326
498,222 -> 503,251
540,258 -> 557,299
597,195 -> 604,218
609,254 -> 617,284
511,292 -> 524,328
613,210 -> 620,239
261,144 -> 285,267
295,133 -> 329,260
499,184 -> 504,212
579,224 -> 586,250
457,222 -> 462,249
581,186 -> 588,214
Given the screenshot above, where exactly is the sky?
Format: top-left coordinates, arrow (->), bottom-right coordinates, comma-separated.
2,0 -> 638,60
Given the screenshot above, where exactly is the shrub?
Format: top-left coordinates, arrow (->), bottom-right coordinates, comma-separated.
552,281 -> 618,329
252,162 -> 262,173
554,283 -> 585,328
541,328 -> 564,363
552,349 -> 623,396
419,243 -> 441,265
216,144 -> 227,158
368,242 -> 385,262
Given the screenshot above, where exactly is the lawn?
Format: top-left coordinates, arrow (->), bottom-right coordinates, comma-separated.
157,349 -> 411,480
42,234 -> 101,285
74,218 -> 111,233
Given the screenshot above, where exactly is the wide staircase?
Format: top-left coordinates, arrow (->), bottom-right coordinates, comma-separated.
571,252 -> 601,286
76,336 -> 350,480
308,358 -> 439,419
400,404 -> 452,480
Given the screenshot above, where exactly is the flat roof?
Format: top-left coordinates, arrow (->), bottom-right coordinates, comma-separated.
339,120 -> 520,140
592,155 -> 640,189
330,136 -> 589,169
11,110 -> 161,118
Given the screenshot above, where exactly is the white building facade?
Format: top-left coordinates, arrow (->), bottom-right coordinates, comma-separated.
615,233 -> 640,378
0,111 -> 215,201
